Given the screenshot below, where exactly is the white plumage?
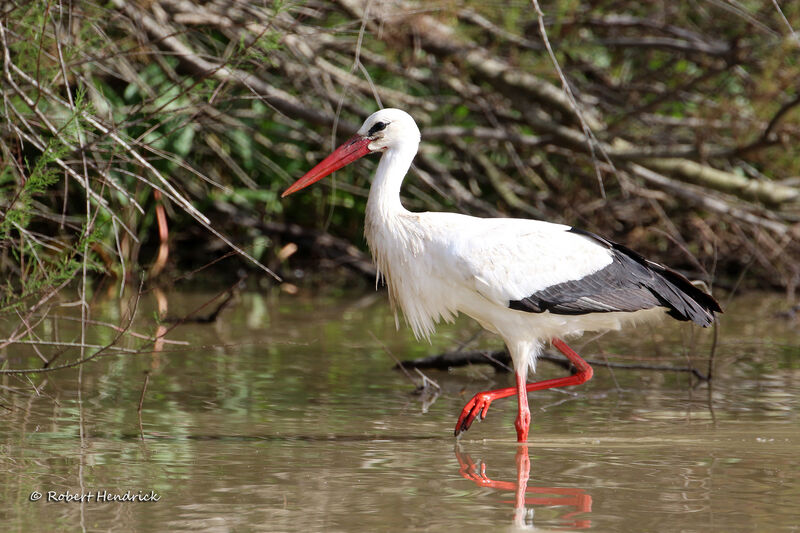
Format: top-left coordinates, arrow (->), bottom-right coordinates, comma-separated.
367,210 -> 646,364
283,108 -> 720,442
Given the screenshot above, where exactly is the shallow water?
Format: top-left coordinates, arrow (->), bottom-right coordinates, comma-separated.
1,288 -> 798,532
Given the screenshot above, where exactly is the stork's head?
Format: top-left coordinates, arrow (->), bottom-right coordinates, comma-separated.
282,108 -> 420,197
357,108 -> 421,152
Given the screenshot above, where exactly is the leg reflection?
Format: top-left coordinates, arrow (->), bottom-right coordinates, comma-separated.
455,444 -> 591,529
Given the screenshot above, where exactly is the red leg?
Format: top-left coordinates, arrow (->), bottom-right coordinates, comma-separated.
454,338 -> 594,439
515,372 -> 531,442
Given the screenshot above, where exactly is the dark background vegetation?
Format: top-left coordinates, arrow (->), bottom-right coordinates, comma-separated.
2,0 -> 800,329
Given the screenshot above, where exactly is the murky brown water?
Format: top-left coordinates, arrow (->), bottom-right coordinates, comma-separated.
1,288 -> 798,532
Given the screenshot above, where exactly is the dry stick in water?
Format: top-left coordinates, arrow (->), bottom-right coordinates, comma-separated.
707,320 -> 719,381
368,330 -> 416,385
162,290 -> 236,324
367,330 -> 440,394
138,371 -> 150,442
159,278 -> 242,329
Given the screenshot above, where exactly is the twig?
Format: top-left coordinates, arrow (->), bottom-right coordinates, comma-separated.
413,368 -> 440,391
770,0 -> 800,44
162,289 -> 237,324
529,0 -> 616,197
368,330 -> 416,386
137,371 -> 150,442
707,319 -> 719,381
0,281 -> 144,374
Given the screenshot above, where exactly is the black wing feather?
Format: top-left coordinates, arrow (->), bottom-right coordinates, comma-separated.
509,228 -> 722,327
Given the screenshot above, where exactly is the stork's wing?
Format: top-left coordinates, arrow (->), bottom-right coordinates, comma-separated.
450,218 -> 615,308
444,217 -> 719,326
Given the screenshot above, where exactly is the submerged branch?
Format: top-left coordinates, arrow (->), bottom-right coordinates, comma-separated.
395,349 -> 710,381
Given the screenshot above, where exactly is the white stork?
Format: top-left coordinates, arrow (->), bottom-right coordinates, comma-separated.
282,108 -> 721,443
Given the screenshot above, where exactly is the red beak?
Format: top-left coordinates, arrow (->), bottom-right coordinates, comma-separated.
282,135 -> 373,197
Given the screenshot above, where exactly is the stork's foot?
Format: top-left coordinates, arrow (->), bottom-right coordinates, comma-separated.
454,392 -> 495,436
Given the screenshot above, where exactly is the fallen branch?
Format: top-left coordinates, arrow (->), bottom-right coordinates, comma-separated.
395,348 -> 710,381
162,289 -> 236,324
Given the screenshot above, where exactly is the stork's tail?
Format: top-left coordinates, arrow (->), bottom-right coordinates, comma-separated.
641,256 -> 721,327
571,227 -> 722,327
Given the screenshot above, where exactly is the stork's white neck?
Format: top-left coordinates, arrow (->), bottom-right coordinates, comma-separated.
363,138 -> 433,337
366,142 -> 417,218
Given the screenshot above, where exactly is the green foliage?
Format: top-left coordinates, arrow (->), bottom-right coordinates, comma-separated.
0,10 -> 106,314
0,141 -> 63,238
122,59 -> 197,170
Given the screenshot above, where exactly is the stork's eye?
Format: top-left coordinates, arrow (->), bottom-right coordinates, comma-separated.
367,121 -> 388,136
